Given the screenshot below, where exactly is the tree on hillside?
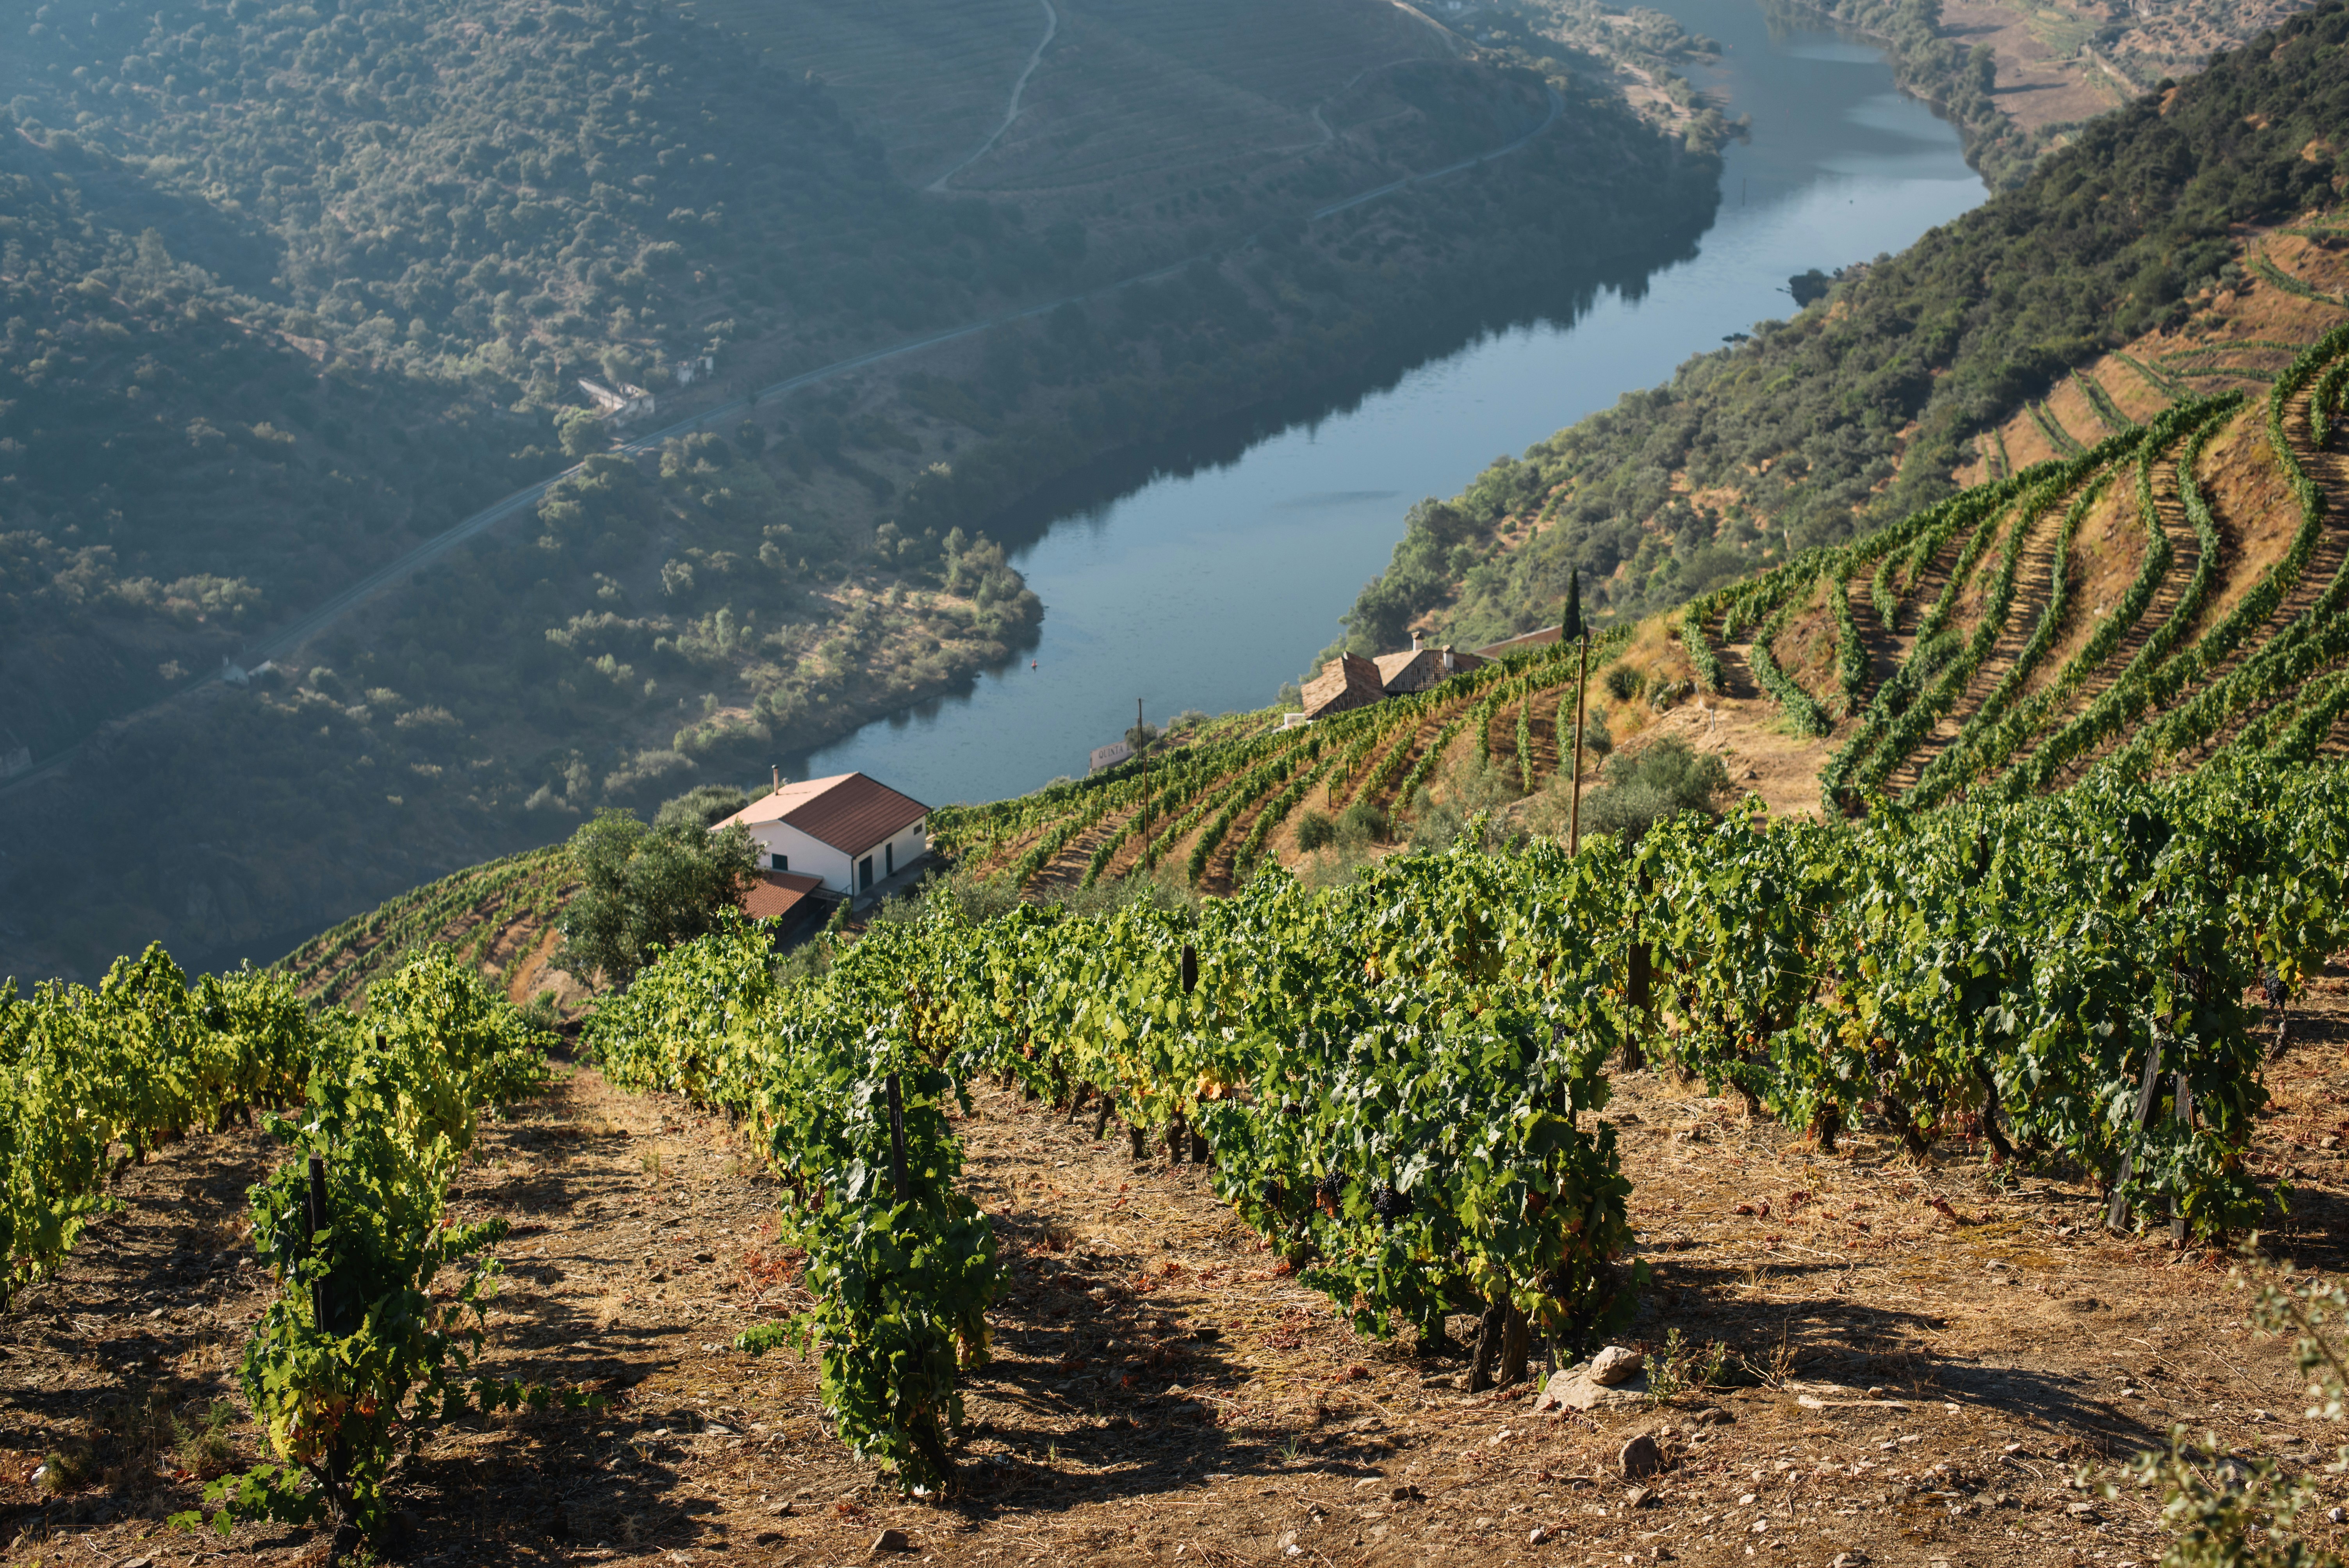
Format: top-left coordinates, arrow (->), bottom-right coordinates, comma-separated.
1562,568 -> 1584,643
557,809 -> 757,989
654,784 -> 750,831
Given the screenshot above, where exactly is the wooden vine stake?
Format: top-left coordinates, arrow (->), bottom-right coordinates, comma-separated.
2105,1036 -> 2165,1231
2170,1069 -> 2194,1245
306,1154 -> 333,1331
1567,633 -> 1591,857
304,1153 -> 353,1535
885,1072 -> 909,1199
1175,944 -> 1201,1164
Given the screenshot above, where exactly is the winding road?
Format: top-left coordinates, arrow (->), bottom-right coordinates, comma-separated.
0,82 -> 1563,802
926,0 -> 1059,193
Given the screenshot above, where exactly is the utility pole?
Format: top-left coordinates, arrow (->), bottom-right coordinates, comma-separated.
1138,697 -> 1148,844
1567,632 -> 1590,857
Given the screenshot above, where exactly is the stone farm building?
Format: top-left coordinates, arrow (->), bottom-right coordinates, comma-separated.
1296,633 -> 1490,721
717,772 -> 930,900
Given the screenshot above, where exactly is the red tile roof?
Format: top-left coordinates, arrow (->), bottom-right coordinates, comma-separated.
742,869 -> 826,923
719,772 -> 929,856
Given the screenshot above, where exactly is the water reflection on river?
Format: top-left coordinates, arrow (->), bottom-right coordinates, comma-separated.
782,0 -> 1986,808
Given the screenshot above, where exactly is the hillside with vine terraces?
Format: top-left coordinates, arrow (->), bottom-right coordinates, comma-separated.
12,282 -> 2349,1568
240,210 -> 2349,1021
919,218 -> 2349,905
29,4 -> 2349,1564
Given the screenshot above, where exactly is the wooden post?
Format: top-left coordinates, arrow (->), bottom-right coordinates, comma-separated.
306,1154 -> 333,1333
306,1153 -> 353,1531
1181,944 -> 1198,996
886,1073 -> 909,1199
2105,1037 -> 2166,1231
1138,698 -> 1148,845
1567,633 -> 1591,856
2170,1069 -> 2194,1245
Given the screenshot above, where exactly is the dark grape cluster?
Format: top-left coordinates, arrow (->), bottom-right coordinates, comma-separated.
1371,1182 -> 1410,1229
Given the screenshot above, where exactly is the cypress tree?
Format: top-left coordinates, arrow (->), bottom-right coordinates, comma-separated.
1561,568 -> 1584,643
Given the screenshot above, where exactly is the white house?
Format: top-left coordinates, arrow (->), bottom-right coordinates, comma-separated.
717,771 -> 930,899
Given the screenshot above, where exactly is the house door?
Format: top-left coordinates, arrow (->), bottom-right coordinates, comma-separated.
859,855 -> 873,890
885,842 -> 895,878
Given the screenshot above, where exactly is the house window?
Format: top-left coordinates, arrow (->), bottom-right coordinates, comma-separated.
859,855 -> 873,891
885,842 -> 895,877
770,852 -> 788,872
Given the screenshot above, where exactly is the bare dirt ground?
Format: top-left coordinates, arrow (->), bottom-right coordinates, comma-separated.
37,962 -> 2349,1566
1937,0 -> 2119,135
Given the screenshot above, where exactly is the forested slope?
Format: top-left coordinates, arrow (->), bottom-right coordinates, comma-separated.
1337,0 -> 2349,655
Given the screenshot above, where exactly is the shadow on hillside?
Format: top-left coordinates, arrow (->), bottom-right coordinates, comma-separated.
1647,1258 -> 2169,1452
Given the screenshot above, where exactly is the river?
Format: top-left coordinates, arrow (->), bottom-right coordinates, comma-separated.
780,0 -> 1987,809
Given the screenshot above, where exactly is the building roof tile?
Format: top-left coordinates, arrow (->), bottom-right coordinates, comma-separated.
742,869 -> 827,923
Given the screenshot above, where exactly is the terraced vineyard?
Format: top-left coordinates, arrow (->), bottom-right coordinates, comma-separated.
930,624 -> 1631,897
914,221 -> 2349,889
277,847 -> 578,1011
1652,225 -> 2349,818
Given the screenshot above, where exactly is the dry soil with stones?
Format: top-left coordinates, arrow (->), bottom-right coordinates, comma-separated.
9,971 -> 2349,1568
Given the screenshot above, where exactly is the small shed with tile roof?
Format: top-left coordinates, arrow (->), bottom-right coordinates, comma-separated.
717,772 -> 930,898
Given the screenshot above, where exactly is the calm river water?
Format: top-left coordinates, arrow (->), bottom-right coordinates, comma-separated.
782,0 -> 1987,808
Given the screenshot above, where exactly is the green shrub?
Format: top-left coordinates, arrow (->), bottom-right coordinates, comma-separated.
1578,737 -> 1730,844
1296,809 -> 1338,851
556,809 -> 760,988
1338,800 -> 1390,845
1604,663 -> 1645,703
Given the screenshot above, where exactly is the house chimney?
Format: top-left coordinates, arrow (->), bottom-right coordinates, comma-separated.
1442,645 -> 1454,673
772,765 -> 782,794
1412,630 -> 1422,653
